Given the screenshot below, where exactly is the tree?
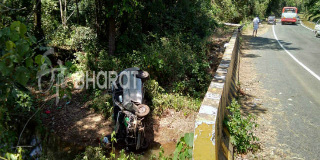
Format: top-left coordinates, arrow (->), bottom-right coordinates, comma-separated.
34,0 -> 44,41
108,17 -> 116,55
95,0 -> 102,40
105,0 -> 138,55
59,0 -> 67,28
76,0 -> 80,24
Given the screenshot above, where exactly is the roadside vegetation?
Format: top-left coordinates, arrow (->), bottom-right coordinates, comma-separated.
224,99 -> 259,154
0,0 -> 314,159
303,0 -> 320,22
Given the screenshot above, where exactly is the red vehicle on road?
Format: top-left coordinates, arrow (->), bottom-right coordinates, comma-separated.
281,7 -> 298,24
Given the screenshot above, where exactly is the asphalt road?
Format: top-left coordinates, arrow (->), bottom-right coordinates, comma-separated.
248,22 -> 320,159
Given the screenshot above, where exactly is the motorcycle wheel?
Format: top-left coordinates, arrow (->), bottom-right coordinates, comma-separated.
136,104 -> 150,117
136,70 -> 149,79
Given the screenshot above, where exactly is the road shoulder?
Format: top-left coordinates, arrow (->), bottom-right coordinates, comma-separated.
238,23 -> 301,159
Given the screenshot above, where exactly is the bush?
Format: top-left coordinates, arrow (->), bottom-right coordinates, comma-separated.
152,93 -> 201,116
140,35 -> 211,97
95,50 -> 122,71
0,21 -> 38,154
310,14 -> 320,23
90,91 -> 113,118
48,26 -> 71,47
145,80 -> 201,115
224,99 -> 259,153
47,25 -> 97,52
70,26 -> 97,51
74,146 -> 107,160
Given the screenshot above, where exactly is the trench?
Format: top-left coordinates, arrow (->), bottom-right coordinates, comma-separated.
22,109 -> 193,159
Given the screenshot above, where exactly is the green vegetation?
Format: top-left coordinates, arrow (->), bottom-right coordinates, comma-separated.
224,99 -> 259,154
90,90 -> 113,118
1,0 -> 307,159
75,132 -> 137,160
304,0 -> 320,22
144,80 -> 201,116
0,20 -> 39,156
74,146 -> 110,160
75,146 -> 137,160
150,133 -> 194,160
74,132 -> 194,160
172,133 -> 194,160
0,147 -> 23,160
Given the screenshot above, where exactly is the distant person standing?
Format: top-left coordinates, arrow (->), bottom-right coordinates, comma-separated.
253,16 -> 260,37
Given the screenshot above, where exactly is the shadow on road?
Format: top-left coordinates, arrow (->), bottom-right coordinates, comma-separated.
239,92 -> 267,116
242,35 -> 301,53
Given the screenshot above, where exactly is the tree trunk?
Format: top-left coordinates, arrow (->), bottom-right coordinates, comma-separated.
58,0 -> 65,28
95,0 -> 101,40
103,0 -> 109,39
64,0 -> 67,26
58,0 -> 67,28
76,0 -> 80,24
108,17 -> 116,55
34,0 -> 44,41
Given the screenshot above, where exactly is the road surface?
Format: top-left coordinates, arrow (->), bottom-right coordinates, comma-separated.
246,22 -> 320,159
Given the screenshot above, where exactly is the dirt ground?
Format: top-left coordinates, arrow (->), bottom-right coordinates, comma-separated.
238,23 -> 299,159
41,90 -> 196,157
41,90 -> 112,146
238,23 -> 277,159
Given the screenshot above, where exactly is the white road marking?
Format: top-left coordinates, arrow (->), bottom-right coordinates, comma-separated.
272,25 -> 320,81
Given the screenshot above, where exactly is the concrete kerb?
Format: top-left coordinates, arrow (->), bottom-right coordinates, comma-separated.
193,30 -> 239,160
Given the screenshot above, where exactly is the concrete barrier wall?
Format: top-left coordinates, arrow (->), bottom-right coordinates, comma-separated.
193,30 -> 240,160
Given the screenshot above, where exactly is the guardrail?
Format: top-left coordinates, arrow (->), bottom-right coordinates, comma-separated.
193,28 -> 241,160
